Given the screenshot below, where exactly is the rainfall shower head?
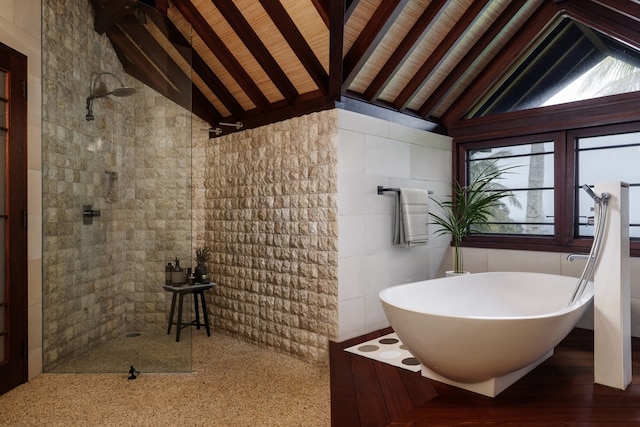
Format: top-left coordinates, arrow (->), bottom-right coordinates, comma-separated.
86,72 -> 136,121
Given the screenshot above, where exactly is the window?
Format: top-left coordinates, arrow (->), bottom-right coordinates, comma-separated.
458,122 -> 640,255
470,18 -> 640,117
468,141 -> 554,236
575,130 -> 640,238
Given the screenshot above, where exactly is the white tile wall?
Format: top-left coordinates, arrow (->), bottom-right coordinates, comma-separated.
337,109 -> 453,341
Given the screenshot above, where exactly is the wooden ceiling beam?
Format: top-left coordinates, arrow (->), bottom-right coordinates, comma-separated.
192,85 -> 223,126
440,1 -> 557,127
363,0 -> 451,102
212,90 -> 335,137
258,0 -> 329,96
172,0 -> 270,112
108,16 -> 221,126
115,16 -> 192,95
341,0 -> 409,91
562,0 -> 640,51
345,0 -> 361,23
211,0 -> 299,104
591,0 -> 640,23
417,0 -> 528,119
310,0 -> 330,28
92,0 -> 137,35
153,0 -> 169,15
328,0 -> 345,101
146,11 -> 243,118
106,25 -> 189,108
393,0 -> 492,111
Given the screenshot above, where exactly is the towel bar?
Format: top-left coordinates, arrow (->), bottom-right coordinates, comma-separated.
377,186 -> 433,195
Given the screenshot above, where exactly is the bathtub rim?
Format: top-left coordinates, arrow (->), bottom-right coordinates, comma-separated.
378,271 -> 594,321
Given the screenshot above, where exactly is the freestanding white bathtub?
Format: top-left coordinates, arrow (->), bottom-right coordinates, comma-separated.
379,272 -> 594,397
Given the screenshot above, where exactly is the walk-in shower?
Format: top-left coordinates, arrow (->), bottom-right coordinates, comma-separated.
85,71 -> 136,121
43,2 -> 196,375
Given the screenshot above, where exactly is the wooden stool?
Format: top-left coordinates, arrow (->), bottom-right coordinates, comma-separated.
163,283 -> 214,342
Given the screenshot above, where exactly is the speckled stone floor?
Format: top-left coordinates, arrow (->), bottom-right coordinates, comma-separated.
49,328 -> 193,374
0,332 -> 330,426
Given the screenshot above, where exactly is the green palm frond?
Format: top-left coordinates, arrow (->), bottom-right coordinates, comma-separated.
429,160 -> 517,272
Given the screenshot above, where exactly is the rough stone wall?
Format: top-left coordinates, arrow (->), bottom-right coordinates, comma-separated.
205,111 -> 339,364
191,115 -> 209,250
42,0 -> 192,368
124,87 -> 192,330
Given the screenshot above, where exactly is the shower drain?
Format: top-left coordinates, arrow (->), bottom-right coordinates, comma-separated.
125,332 -> 141,338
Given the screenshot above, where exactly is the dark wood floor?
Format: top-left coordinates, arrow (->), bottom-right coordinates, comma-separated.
330,327 -> 640,426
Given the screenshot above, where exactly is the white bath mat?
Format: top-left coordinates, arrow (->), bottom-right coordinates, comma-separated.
344,332 -> 421,372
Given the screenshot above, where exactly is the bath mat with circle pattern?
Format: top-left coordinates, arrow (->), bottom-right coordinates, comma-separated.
344,332 -> 421,372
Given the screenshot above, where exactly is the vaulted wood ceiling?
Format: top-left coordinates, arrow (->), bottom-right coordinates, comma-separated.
89,0 -> 640,137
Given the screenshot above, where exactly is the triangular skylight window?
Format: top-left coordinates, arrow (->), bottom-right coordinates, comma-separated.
468,17 -> 640,118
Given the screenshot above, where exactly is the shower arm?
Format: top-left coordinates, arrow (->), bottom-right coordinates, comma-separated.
85,72 -> 136,121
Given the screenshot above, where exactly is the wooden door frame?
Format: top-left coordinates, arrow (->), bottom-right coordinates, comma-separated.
0,41 -> 29,396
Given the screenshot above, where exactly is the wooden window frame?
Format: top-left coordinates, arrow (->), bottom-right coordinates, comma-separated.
450,92 -> 640,257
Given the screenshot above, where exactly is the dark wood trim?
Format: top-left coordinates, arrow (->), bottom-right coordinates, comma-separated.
453,119 -> 640,257
212,90 -> 335,137
563,0 -> 640,51
310,0 -> 329,28
172,0 -> 270,112
259,0 -> 329,96
558,130 -> 574,245
0,41 -> 28,396
91,0 -> 137,35
147,11 -> 243,119
393,0 -> 491,111
105,17 -> 223,126
344,0 -> 361,23
328,0 -> 345,102
592,0 -> 640,23
363,0 -> 449,103
449,91 -> 640,142
211,0 -> 299,104
191,87 -> 222,127
114,15 -> 192,93
339,95 -> 447,134
441,1 -> 558,127
341,0 -> 409,91
153,0 -> 169,16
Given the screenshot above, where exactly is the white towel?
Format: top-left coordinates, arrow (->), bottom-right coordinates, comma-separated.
393,188 -> 429,246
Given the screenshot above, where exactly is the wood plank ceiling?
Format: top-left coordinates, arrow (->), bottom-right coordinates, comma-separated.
89,0 -> 640,137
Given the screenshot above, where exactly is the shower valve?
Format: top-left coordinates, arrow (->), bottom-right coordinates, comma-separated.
83,205 -> 101,224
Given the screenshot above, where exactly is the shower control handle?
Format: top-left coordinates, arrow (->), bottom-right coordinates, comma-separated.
83,205 -> 101,224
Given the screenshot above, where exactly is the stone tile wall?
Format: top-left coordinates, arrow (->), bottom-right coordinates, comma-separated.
204,111 -> 339,364
42,0 -> 192,369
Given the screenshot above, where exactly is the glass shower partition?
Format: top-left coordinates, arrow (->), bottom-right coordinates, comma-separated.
42,3 -> 195,374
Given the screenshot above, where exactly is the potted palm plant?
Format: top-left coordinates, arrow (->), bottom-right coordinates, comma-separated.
429,161 -> 515,275
194,246 -> 211,283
